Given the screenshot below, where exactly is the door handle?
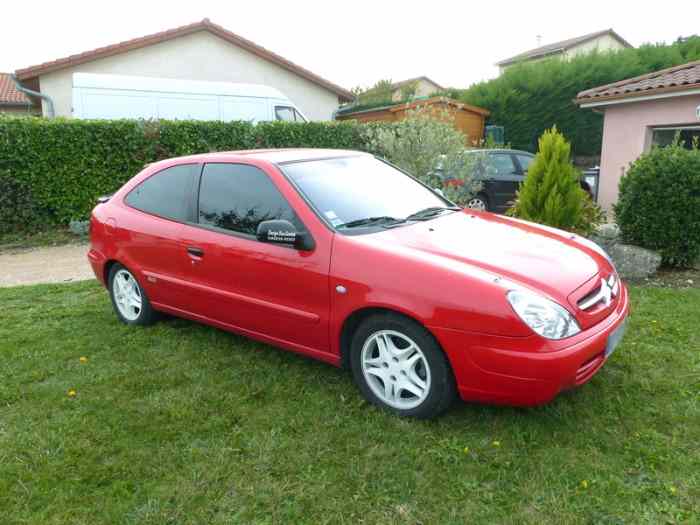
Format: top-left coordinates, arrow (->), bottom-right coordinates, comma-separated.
187,246 -> 204,257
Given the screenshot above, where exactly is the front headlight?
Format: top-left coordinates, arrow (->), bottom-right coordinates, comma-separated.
507,290 -> 581,340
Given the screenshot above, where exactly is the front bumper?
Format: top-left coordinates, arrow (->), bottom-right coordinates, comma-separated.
431,282 -> 630,406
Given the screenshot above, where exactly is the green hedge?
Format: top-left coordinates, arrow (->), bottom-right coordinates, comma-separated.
0,117 -> 367,231
458,36 -> 700,156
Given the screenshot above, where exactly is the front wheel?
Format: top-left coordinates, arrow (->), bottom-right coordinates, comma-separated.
108,263 -> 157,326
350,313 -> 456,419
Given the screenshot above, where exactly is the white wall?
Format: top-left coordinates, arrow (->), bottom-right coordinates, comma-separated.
37,31 -> 342,121
564,34 -> 628,59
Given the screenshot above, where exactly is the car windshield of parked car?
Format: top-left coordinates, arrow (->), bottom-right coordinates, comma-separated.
282,156 -> 450,231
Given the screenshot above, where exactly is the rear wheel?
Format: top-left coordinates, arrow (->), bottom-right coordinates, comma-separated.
467,193 -> 489,212
108,263 -> 157,326
350,313 -> 456,419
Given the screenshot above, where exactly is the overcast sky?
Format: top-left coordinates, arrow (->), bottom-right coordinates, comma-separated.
3,1 -> 699,90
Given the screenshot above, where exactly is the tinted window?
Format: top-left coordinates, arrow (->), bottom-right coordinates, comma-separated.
488,154 -> 517,176
283,156 -> 447,229
516,154 -> 534,172
125,164 -> 196,221
198,163 -> 299,235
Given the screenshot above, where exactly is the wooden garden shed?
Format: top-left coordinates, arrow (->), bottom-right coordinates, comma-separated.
335,96 -> 490,145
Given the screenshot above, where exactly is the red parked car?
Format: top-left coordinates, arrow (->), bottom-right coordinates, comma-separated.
89,149 -> 629,418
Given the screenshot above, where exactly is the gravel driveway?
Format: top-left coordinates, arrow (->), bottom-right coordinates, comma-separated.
0,243 -> 95,287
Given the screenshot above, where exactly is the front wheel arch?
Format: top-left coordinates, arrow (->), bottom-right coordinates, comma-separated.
339,307 -> 439,368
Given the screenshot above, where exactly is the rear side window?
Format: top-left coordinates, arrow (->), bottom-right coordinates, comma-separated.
198,163 -> 300,236
125,164 -> 197,221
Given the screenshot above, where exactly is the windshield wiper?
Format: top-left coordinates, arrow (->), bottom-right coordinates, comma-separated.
404,206 -> 461,221
336,216 -> 405,229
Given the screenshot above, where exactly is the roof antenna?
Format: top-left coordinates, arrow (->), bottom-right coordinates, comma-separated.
536,34 -> 542,46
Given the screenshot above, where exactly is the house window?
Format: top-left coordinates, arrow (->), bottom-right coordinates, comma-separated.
651,126 -> 700,149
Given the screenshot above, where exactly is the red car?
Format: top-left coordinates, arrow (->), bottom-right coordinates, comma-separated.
89,149 -> 629,418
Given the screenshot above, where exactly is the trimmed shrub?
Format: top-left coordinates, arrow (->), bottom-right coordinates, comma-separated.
0,175 -> 49,235
615,143 -> 700,267
0,117 -> 366,228
508,127 -> 602,235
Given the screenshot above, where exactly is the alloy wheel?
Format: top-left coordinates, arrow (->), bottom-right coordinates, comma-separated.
361,330 -> 432,410
112,268 -> 142,321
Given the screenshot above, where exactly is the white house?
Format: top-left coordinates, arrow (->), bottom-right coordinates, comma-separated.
13,18 -> 353,121
496,29 -> 632,74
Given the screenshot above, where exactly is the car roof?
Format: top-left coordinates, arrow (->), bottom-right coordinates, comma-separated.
467,149 -> 534,156
152,149 -> 370,168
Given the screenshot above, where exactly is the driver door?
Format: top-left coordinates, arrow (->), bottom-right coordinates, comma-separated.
178,162 -> 331,352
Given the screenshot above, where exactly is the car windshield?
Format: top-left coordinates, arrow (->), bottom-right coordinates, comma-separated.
282,156 -> 451,232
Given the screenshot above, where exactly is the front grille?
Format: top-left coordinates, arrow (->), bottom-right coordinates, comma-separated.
578,274 -> 619,311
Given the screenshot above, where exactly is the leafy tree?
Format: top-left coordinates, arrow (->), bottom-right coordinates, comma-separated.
508,127 -> 601,234
362,106 -> 482,205
458,36 -> 700,156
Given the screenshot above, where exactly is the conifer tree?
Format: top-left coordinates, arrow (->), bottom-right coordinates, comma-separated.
509,127 -> 588,232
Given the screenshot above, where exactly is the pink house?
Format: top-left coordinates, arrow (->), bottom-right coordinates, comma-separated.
576,60 -> 700,211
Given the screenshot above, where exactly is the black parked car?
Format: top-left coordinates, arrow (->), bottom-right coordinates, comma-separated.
437,149 -> 593,213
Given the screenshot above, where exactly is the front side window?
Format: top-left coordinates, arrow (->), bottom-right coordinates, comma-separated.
282,156 -> 449,231
198,163 -> 299,236
516,154 -> 534,173
125,164 -> 197,221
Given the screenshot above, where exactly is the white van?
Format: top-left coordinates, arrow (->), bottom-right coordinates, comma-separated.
72,73 -> 308,123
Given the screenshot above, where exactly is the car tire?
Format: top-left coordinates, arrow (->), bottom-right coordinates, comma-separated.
467,193 -> 489,212
350,313 -> 457,419
108,263 -> 157,326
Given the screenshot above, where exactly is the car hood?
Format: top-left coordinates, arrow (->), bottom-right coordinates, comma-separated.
361,210 -> 602,303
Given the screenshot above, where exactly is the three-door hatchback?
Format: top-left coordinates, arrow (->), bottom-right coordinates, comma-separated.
89,149 -> 629,418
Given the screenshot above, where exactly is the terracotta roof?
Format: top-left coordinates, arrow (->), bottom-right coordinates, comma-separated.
0,73 -> 33,106
337,96 -> 490,118
576,59 -> 700,105
15,18 -> 353,102
496,29 -> 632,66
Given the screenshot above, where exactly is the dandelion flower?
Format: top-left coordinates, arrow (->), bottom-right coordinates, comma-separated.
463,447 -> 470,454
67,389 -> 77,397
79,357 -> 88,364
580,480 -> 589,489
492,440 -> 501,447
669,486 -> 677,495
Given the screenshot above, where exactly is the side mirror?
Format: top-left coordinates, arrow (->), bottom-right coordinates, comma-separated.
256,219 -> 315,251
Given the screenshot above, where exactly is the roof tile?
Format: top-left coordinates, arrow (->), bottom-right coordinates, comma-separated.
0,73 -> 32,105
15,19 -> 353,101
576,60 -> 700,104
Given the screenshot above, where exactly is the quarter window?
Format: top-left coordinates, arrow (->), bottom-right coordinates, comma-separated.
275,106 -> 306,122
125,164 -> 197,221
198,163 -> 299,236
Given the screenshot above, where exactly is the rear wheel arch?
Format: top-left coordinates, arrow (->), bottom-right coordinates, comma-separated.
103,259 -> 118,286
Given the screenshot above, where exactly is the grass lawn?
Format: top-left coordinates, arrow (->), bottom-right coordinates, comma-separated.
1,281 -> 698,524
